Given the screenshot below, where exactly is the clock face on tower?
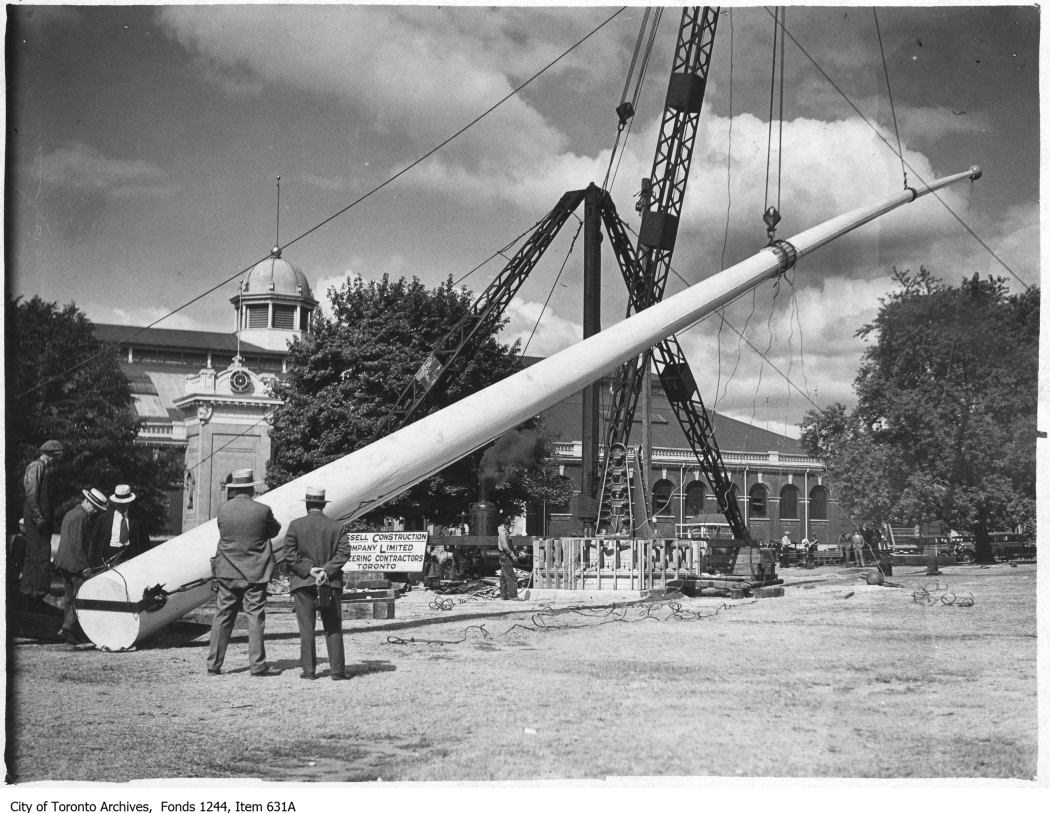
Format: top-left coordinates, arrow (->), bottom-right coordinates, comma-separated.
229,369 -> 253,394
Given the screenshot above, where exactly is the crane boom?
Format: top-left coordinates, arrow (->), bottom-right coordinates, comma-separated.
382,189 -> 587,432
599,7 -> 723,527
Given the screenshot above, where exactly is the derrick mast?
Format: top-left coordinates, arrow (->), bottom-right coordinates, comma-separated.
597,7 -> 752,542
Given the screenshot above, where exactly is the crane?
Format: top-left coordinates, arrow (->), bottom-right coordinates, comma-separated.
369,7 -> 751,548
594,8 -> 753,543
77,166 -> 984,650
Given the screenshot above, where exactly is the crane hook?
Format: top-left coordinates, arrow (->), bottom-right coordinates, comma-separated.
763,206 -> 782,244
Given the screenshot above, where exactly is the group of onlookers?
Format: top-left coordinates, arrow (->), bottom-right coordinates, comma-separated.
13,439 -> 153,643
839,526 -> 885,567
11,442 -> 356,681
763,525 -> 886,568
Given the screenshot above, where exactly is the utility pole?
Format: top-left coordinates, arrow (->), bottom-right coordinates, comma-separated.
640,353 -> 653,520
579,183 -> 603,536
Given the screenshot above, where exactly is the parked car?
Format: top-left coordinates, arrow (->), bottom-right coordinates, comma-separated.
950,533 -> 1035,563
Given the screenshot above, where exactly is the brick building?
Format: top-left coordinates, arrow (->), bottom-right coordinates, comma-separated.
532,384 -> 843,544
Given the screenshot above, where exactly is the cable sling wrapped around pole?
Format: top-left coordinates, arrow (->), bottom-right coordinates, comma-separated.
76,166 -> 981,650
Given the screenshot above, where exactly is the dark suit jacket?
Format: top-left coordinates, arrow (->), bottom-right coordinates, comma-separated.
213,494 -> 282,584
23,457 -> 57,534
89,507 -> 151,566
284,510 -> 351,592
54,504 -> 96,573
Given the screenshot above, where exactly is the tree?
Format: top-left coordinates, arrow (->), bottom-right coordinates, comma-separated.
799,268 -> 1037,562
5,296 -> 182,532
267,274 -> 560,527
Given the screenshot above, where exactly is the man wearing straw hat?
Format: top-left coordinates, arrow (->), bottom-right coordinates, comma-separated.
284,486 -> 352,680
207,469 -> 281,676
54,487 -> 108,644
89,484 -> 151,568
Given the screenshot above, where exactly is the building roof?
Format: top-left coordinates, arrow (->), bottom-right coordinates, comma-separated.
94,323 -> 279,356
538,385 -> 806,457
121,365 -> 194,421
242,251 -> 313,299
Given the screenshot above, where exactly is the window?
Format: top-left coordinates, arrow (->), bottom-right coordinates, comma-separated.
652,479 -> 674,516
272,305 -> 296,329
810,485 -> 829,520
246,305 -> 268,329
300,307 -> 313,333
135,349 -> 207,367
685,480 -> 706,516
779,484 -> 799,519
749,483 -> 768,517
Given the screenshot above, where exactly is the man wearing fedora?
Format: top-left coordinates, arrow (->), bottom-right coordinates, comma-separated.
207,469 -> 281,676
90,484 -> 151,568
19,439 -> 63,609
284,486 -> 352,680
54,487 -> 108,643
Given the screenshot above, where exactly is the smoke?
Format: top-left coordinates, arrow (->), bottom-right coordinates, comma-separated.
479,429 -> 543,483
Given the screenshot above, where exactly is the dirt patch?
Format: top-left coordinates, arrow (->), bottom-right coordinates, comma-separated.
6,563 -> 1037,781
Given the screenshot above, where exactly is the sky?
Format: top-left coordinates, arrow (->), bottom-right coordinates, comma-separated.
4,2 -> 1040,438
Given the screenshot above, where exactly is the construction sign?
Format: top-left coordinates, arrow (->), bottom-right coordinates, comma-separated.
342,531 -> 429,572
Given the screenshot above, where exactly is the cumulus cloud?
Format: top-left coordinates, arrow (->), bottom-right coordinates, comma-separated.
38,142 -> 174,199
311,270 -> 360,317
501,298 -> 581,358
153,5 -> 615,174
667,271 -> 904,436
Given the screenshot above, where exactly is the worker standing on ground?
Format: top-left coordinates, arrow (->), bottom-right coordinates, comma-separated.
497,519 -> 519,600
850,528 -> 866,567
207,469 -> 281,677
19,440 -> 63,610
53,488 -> 108,643
861,525 -> 879,568
284,486 -> 351,681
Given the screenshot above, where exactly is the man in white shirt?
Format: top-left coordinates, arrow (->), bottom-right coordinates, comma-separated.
89,484 -> 150,567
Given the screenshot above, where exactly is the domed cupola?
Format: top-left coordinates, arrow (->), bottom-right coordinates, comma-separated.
230,246 -> 318,352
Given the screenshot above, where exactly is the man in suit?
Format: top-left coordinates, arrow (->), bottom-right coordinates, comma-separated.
284,486 -> 351,681
206,469 -> 281,677
20,439 -> 63,609
89,484 -> 151,568
54,488 -> 108,644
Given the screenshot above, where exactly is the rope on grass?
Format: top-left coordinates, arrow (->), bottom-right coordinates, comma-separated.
910,581 -> 975,607
384,597 -> 760,646
385,624 -> 491,646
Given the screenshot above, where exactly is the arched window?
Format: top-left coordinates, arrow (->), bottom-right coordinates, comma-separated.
749,483 -> 768,517
652,479 -> 674,516
810,485 -> 829,520
779,484 -> 799,519
684,480 -> 706,516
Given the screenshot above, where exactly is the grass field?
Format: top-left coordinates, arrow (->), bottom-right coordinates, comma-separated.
5,562 -> 1038,782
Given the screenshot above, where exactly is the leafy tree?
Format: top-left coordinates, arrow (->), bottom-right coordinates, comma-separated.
5,296 -> 182,532
799,268 -> 1037,561
267,274 -> 560,527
